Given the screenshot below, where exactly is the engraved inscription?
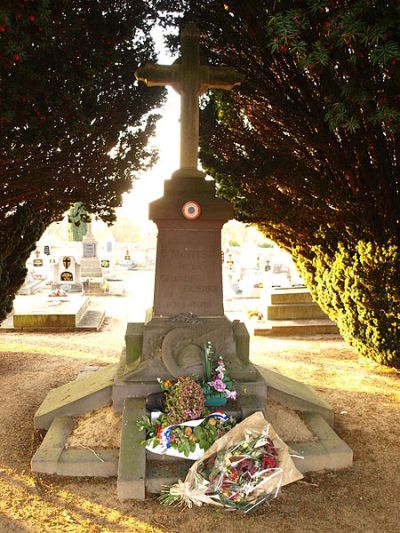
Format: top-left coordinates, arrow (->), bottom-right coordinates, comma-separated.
154,228 -> 224,316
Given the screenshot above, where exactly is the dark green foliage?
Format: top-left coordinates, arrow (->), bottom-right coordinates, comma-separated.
0,0 -> 165,318
0,205 -> 46,321
293,241 -> 400,368
155,1 -> 400,367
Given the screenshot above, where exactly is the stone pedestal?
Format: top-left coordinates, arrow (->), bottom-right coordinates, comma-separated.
150,177 -> 232,317
81,223 -> 102,278
115,176 -> 259,386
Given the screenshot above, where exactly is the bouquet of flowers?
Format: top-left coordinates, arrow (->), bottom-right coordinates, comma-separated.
159,376 -> 205,425
136,376 -> 236,459
160,412 -> 303,511
137,412 -> 236,460
202,342 -> 237,406
195,432 -> 280,510
49,289 -> 68,298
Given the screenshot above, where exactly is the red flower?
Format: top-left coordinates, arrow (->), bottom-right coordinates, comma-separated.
29,15 -> 35,22
230,468 -> 238,481
0,25 -> 5,33
262,455 -> 277,470
14,53 -> 21,62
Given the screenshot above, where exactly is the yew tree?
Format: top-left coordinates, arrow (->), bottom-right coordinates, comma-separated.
157,0 -> 400,367
0,0 -> 164,319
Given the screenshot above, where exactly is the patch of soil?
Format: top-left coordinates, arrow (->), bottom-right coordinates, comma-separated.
65,399 -> 315,452
66,407 -> 121,449
266,400 -> 316,443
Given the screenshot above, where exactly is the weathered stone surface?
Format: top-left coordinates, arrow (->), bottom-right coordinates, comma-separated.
14,296 -> 89,329
135,22 -> 242,172
267,302 -> 327,320
31,416 -> 73,474
32,414 -> 119,477
125,323 -> 144,366
254,319 -> 339,337
117,397 -> 146,500
270,288 -> 313,305
290,413 -> 353,472
258,366 -> 334,426
58,449 -> 118,477
239,395 -> 266,419
34,365 -> 116,429
232,320 -> 250,364
150,178 -> 233,318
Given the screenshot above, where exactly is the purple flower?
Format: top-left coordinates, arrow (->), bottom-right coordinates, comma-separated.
211,378 -> 226,392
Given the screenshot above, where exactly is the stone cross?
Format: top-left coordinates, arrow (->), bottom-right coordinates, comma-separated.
135,22 -> 243,174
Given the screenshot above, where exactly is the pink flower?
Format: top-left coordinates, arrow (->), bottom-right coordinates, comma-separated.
225,390 -> 237,400
210,378 -> 226,392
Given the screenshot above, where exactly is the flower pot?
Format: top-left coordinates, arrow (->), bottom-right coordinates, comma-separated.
205,394 -> 227,407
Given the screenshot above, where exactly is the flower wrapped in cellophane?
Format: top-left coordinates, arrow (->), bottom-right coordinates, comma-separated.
160,412 -> 303,512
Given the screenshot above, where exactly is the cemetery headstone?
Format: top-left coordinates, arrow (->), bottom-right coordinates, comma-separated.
80,222 -> 102,278
30,249 -> 46,280
33,250 -> 43,268
116,22 -> 256,398
17,270 -> 44,295
52,255 -> 82,291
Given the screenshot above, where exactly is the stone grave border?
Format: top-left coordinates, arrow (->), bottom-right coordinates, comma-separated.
31,404 -> 353,494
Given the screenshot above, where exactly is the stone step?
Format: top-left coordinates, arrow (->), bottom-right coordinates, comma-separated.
254,319 -> 339,337
270,288 -> 313,305
76,309 -> 105,331
3,306 -> 104,332
266,302 -> 327,320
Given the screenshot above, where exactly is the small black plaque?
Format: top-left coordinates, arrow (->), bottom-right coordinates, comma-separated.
60,271 -> 73,282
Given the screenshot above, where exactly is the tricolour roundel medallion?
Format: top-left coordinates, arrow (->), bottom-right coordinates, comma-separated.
181,200 -> 201,220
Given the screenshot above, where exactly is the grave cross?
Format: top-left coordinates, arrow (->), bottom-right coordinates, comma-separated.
135,22 -> 243,173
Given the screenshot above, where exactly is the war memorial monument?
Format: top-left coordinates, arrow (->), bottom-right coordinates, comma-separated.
31,23 -> 352,500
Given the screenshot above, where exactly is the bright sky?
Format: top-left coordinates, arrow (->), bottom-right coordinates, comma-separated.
119,27 -> 181,222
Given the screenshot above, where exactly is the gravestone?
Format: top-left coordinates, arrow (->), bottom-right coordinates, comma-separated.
31,249 -> 45,279
114,23 -> 257,398
17,270 -> 44,295
52,255 -> 82,291
110,28 -> 266,502
80,222 -> 102,278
